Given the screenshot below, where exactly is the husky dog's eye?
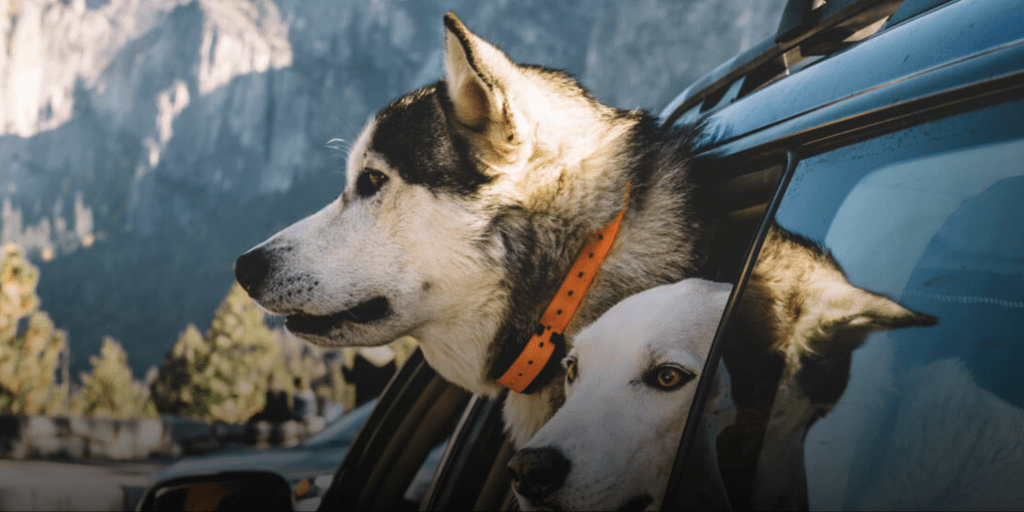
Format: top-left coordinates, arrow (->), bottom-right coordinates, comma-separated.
355,169 -> 389,197
563,356 -> 578,384
646,365 -> 695,391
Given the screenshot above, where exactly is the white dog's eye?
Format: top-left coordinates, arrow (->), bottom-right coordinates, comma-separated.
646,365 -> 695,391
563,357 -> 578,384
356,169 -> 389,197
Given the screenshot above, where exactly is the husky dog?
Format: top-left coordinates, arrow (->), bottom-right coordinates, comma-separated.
510,224 -> 937,511
232,12 -> 709,445
509,279 -> 735,511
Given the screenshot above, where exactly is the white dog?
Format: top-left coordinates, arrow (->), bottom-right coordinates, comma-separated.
509,278 -> 735,511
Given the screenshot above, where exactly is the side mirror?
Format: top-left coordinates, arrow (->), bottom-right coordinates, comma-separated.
137,471 -> 294,511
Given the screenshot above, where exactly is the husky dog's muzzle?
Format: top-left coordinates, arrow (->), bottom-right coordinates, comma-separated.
234,247 -> 392,336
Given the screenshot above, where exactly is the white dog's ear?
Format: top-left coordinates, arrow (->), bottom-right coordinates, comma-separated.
442,12 -> 528,164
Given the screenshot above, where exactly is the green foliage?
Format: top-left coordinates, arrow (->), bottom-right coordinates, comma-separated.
0,245 -> 67,415
151,283 -> 282,423
71,336 -> 157,419
150,283 -> 424,423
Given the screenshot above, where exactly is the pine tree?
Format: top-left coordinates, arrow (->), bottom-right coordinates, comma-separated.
0,244 -> 67,415
151,283 -> 282,423
71,336 -> 157,418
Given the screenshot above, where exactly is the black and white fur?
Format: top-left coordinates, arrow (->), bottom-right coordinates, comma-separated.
233,13 -> 709,445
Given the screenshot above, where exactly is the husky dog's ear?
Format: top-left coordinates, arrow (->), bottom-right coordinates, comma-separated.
442,12 -> 527,163
800,279 -> 938,355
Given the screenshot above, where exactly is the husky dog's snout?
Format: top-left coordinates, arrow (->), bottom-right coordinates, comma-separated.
234,247 -> 271,297
507,447 -> 571,502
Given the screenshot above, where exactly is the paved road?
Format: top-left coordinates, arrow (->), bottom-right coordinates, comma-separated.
0,458 -> 172,511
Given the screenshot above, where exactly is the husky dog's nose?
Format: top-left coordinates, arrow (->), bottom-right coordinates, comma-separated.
507,447 -> 571,502
234,248 -> 270,297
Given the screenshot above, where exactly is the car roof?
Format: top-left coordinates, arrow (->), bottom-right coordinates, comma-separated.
662,0 -> 1024,157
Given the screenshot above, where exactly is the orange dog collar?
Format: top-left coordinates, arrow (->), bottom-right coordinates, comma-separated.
497,186 -> 629,393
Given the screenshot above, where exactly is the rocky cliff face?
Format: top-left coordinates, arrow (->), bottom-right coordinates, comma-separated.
0,0 -> 785,377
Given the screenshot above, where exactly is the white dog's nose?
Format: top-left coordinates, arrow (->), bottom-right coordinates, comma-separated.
507,447 -> 571,502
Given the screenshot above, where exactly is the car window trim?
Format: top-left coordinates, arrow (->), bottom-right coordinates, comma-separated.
661,150 -> 800,511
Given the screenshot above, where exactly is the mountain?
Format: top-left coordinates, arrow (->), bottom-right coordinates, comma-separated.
0,0 -> 785,378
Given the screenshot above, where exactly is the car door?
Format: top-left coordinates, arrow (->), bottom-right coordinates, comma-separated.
663,37 -> 1024,512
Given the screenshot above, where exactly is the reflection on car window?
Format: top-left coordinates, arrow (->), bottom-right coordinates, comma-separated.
719,100 -> 1024,511
302,399 -> 376,447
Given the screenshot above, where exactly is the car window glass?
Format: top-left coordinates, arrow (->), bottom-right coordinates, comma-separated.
719,99 -> 1024,510
404,437 -> 451,504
